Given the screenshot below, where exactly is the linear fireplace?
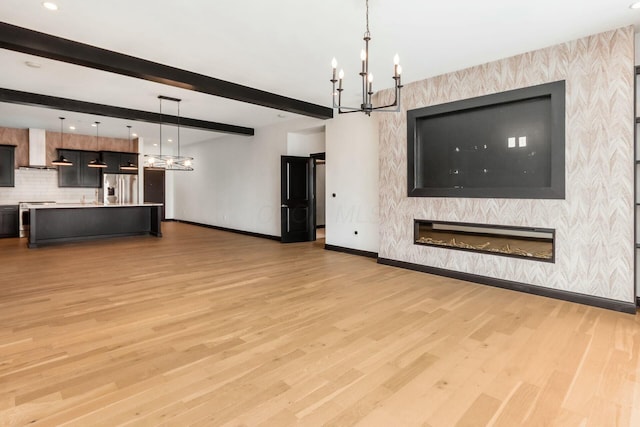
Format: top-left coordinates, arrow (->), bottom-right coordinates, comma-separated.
414,220 -> 555,262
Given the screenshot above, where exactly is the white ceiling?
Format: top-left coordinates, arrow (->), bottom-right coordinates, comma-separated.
0,0 -> 638,147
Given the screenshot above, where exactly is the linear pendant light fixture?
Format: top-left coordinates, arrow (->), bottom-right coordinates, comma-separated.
120,125 -> 138,171
144,95 -> 193,171
88,121 -> 107,168
52,116 -> 73,166
330,0 -> 403,116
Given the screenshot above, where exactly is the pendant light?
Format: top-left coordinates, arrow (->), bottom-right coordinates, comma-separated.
88,121 -> 107,168
143,95 -> 193,171
330,0 -> 403,116
119,125 -> 138,171
52,117 -> 73,166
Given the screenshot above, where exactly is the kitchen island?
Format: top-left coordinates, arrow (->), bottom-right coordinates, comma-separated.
27,203 -> 163,248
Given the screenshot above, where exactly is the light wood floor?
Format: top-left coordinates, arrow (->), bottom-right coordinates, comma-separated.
1,222 -> 639,426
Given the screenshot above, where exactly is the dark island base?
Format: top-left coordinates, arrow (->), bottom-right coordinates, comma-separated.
29,205 -> 162,248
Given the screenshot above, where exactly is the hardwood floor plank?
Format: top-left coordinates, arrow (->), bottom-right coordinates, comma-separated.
0,222 -> 639,425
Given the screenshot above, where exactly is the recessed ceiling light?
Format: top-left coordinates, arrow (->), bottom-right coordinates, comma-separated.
132,133 -> 138,137
25,61 -> 41,68
153,143 -> 158,147
68,125 -> 75,130
42,2 -> 58,11
168,139 -> 173,142
630,2 -> 640,9
91,123 -> 97,127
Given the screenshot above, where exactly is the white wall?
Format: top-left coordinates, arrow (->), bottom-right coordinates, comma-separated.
172,117 -> 324,237
325,113 -> 379,253
164,171 -> 175,219
286,131 -> 325,157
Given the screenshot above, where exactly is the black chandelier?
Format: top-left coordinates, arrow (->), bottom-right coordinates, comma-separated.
330,0 -> 403,116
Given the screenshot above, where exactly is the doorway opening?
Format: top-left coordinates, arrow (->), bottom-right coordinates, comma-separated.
311,152 -> 325,243
283,126 -> 326,243
144,167 -> 166,221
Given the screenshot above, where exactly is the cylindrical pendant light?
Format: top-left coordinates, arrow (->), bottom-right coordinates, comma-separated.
52,117 -> 73,166
88,121 -> 107,168
120,125 -> 138,171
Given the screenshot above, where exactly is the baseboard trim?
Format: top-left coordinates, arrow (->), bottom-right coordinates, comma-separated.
377,258 -> 637,314
174,220 -> 281,241
324,244 -> 378,259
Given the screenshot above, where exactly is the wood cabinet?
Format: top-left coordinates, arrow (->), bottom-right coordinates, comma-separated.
101,151 -> 138,175
0,145 -> 15,187
0,205 -> 18,238
57,149 -> 101,188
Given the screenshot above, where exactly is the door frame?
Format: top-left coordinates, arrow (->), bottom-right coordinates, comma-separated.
144,167 -> 166,221
280,155 -> 315,243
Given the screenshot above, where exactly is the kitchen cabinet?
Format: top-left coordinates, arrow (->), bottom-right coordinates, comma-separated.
0,145 -> 15,187
101,151 -> 139,175
57,149 -> 101,188
0,205 -> 19,238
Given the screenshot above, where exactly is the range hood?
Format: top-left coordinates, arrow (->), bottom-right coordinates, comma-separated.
19,128 -> 56,170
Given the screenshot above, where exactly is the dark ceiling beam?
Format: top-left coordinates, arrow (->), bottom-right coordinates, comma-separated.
0,22 -> 333,120
0,87 -> 255,136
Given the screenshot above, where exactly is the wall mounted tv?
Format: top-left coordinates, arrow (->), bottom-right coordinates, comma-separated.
407,80 -> 565,199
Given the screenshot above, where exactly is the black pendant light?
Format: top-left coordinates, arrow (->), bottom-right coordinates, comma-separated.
119,125 -> 138,171
51,117 -> 73,166
88,121 -> 107,168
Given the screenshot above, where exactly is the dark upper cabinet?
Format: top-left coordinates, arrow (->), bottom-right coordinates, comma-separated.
0,145 -> 15,187
57,149 -> 101,188
101,151 -> 139,175
0,205 -> 18,238
100,151 -> 121,174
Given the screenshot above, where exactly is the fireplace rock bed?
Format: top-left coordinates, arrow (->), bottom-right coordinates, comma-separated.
414,220 -> 554,262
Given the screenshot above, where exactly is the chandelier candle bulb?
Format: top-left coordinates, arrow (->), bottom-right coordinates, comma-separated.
331,58 -> 337,80
338,69 -> 344,89
394,54 -> 400,77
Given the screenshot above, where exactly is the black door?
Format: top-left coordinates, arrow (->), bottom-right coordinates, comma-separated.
281,156 -> 315,243
144,168 -> 165,220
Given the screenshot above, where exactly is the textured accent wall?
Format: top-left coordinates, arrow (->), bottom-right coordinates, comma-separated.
376,27 -> 635,303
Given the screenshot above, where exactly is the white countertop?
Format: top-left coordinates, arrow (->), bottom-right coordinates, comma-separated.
25,202 -> 163,209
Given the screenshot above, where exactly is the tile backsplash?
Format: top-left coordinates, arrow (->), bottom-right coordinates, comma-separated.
0,169 -> 98,205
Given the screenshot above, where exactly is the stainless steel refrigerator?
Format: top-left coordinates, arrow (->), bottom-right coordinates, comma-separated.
103,173 -> 138,204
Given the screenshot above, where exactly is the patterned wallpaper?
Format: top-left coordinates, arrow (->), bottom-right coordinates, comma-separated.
376,27 -> 635,303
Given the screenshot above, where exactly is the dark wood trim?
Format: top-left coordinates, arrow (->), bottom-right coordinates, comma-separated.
0,22 -> 333,120
174,220 -> 280,241
637,296 -> 640,307
324,244 -> 378,259
316,225 -> 325,229
377,257 -> 637,314
0,87 -> 253,136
